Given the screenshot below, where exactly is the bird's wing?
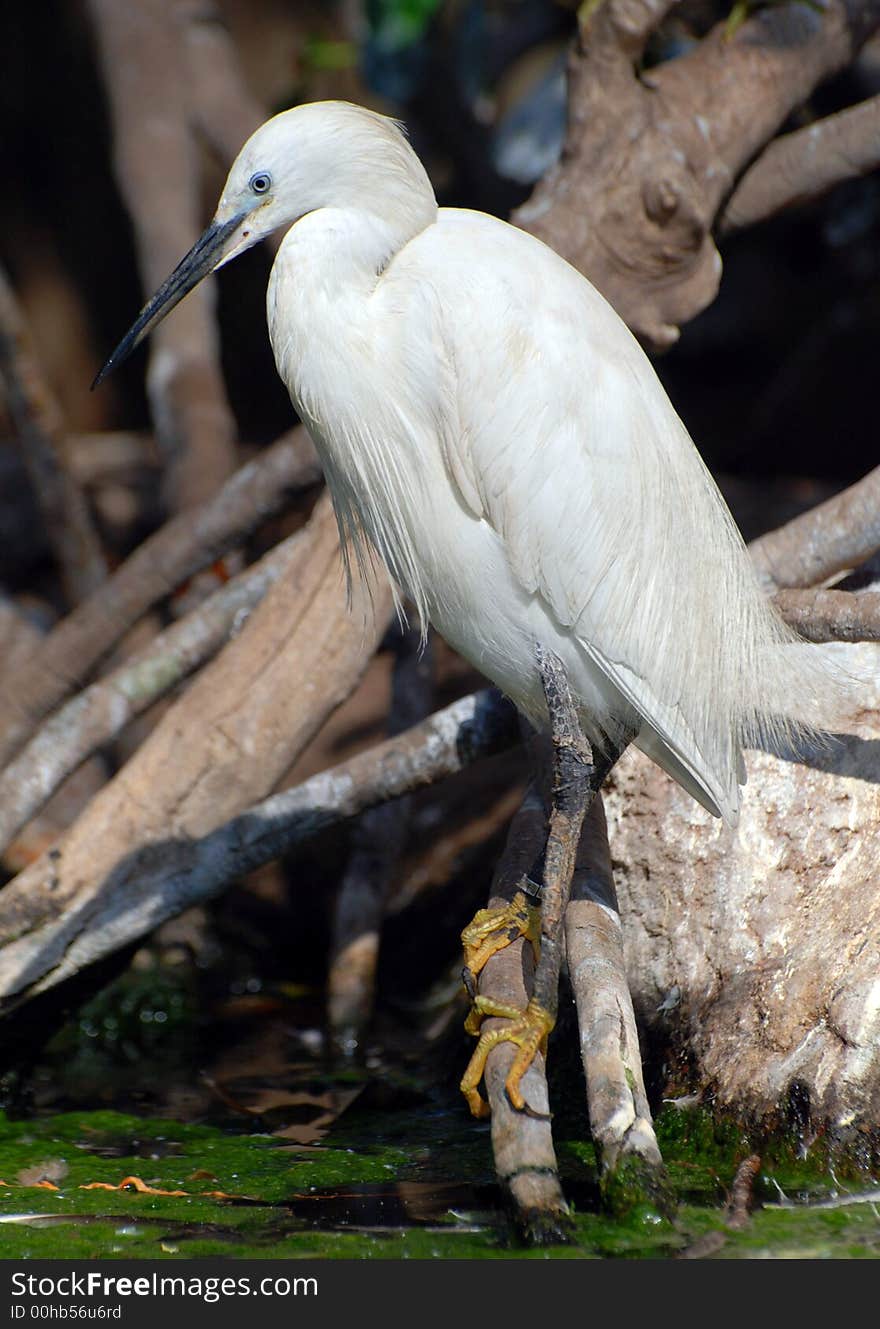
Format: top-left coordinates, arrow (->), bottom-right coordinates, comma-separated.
403,210 -> 744,818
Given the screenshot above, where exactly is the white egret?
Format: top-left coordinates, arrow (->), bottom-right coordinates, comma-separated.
96,100 -> 839,1119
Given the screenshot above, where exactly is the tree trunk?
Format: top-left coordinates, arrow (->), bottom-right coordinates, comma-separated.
604,641 -> 880,1146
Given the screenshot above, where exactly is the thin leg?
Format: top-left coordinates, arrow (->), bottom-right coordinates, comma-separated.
529,645 -> 606,1035
461,644 -> 625,1116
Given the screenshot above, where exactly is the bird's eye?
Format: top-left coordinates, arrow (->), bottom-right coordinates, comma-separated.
249,172 -> 272,195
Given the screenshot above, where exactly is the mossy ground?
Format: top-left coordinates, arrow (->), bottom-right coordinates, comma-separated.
1,951 -> 877,1259
0,1099 -> 878,1259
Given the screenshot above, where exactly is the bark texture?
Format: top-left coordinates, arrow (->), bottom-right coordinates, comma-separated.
515,0 -> 880,347
603,641 -> 880,1144
0,688 -> 517,1007
0,429 -> 319,767
0,495 -> 393,1002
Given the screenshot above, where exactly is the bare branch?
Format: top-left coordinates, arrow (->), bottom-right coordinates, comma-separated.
0,688 -> 518,1009
749,463 -> 880,591
0,266 -> 106,603
720,94 -> 880,234
0,531 -> 308,857
0,428 -> 320,766
0,598 -> 106,876
328,627 -> 433,1051
772,588 -> 880,643
0,491 -> 379,932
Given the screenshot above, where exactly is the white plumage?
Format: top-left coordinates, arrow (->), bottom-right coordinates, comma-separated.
105,100 -> 841,824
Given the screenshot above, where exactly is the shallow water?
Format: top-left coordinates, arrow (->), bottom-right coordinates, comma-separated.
1,956 -> 878,1259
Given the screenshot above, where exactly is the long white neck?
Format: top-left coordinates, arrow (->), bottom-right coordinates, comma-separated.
266,195 -> 441,626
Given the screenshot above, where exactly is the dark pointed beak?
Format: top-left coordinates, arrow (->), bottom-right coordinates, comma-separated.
92,212 -> 246,388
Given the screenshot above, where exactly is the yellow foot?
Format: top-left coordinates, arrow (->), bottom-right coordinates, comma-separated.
460,889 -> 541,993
460,996 -> 555,1118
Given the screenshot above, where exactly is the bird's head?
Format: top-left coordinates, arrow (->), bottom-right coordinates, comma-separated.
93,101 -> 434,387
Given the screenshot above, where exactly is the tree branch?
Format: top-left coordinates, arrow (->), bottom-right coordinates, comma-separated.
0,428 -> 320,767
0,689 -> 518,1009
772,587 -> 880,643
720,94 -> 880,234
515,0 -> 880,346
749,463 -> 880,591
0,531 -> 309,857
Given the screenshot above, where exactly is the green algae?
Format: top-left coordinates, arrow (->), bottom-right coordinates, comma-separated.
0,1101 -> 877,1259
2,961 -> 877,1259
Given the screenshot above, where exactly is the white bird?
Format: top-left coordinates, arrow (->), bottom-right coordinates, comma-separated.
97,99 -> 839,1114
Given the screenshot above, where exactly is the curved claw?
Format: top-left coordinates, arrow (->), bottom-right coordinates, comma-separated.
460,890 -> 541,983
460,996 -> 555,1117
